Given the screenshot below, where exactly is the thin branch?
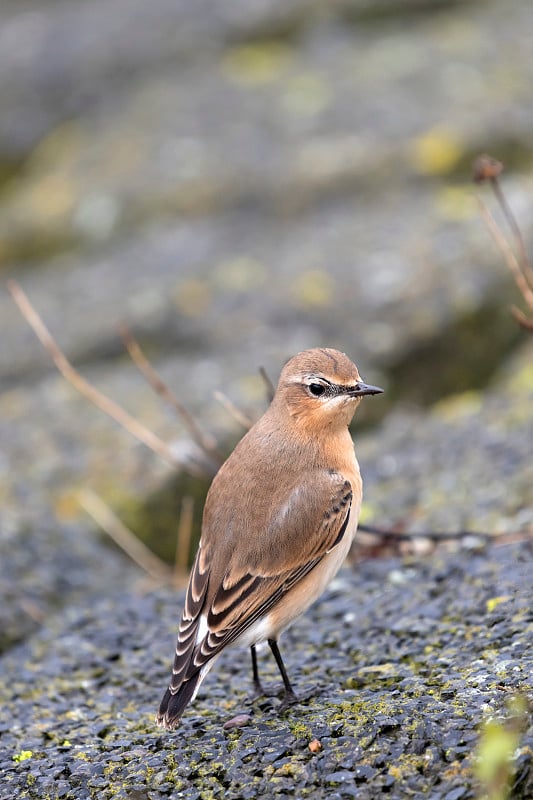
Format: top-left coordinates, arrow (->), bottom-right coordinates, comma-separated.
492,530 -> 533,547
476,200 -> 533,311
174,495 -> 195,580
473,154 -> 533,328
78,489 -> 180,585
511,305 -> 533,332
213,390 -> 253,429
119,323 -> 224,466
358,523 -> 492,542
490,177 -> 533,295
358,523 -> 532,545
259,366 -> 276,404
7,281 -> 184,469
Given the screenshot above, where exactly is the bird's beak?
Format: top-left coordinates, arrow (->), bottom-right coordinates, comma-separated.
348,382 -> 384,397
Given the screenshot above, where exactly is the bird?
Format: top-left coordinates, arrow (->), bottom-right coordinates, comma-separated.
156,347 -> 383,729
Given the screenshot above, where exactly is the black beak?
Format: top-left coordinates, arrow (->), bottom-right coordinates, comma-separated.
348,382 -> 384,397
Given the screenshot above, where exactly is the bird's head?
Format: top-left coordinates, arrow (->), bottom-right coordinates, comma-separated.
274,348 -> 383,431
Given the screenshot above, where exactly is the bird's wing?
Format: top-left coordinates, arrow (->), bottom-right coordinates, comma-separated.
167,544 -> 210,689
183,471 -> 353,678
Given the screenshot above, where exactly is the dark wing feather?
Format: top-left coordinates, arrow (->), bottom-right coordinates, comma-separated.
167,544 -> 210,690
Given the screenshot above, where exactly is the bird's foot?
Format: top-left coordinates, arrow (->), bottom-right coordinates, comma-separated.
278,685 -> 320,714
249,680 -> 284,702
278,689 -> 299,713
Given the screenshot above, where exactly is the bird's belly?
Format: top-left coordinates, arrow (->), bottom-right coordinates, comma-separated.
240,522 -> 357,646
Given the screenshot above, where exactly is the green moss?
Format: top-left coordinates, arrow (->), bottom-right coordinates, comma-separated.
288,719 -> 313,739
328,695 -> 397,727
275,761 -> 301,778
387,752 -> 427,781
73,751 -> 91,762
12,750 -> 33,763
103,759 -> 123,778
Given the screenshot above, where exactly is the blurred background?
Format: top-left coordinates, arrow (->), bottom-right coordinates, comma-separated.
1,0 -> 532,640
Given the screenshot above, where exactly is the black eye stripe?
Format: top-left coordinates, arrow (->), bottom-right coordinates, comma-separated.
306,381 -> 359,398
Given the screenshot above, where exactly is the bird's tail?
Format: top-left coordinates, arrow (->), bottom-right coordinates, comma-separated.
156,671 -> 202,730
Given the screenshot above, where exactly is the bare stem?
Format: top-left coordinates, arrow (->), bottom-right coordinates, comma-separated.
174,495 -> 195,579
358,523 -> 492,542
358,523 -> 532,546
511,305 -> 533,332
213,390 -> 253,429
259,366 -> 275,404
119,323 -> 224,466
79,489 -> 177,584
476,200 -> 533,310
473,154 -> 533,329
490,177 -> 533,295
7,281 -> 184,469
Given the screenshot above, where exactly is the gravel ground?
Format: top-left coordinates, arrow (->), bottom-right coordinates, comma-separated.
0,516 -> 139,654
0,540 -> 531,800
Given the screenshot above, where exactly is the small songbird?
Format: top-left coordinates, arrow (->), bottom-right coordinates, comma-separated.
156,348 -> 382,729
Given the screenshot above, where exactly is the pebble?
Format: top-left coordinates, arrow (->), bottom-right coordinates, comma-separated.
223,713 -> 253,730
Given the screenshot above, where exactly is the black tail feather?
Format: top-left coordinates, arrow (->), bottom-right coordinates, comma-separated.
156,673 -> 202,730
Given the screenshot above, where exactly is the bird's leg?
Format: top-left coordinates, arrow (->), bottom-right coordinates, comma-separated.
250,644 -> 282,699
250,644 -> 265,698
268,639 -> 299,710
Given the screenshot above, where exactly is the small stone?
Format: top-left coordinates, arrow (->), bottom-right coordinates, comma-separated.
354,764 -> 376,782
223,713 -> 252,730
326,770 -> 355,785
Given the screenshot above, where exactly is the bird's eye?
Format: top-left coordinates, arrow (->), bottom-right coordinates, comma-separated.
309,382 -> 326,397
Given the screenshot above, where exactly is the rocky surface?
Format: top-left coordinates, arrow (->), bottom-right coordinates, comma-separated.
1,0 -> 532,796
0,540 -> 531,800
0,339 -> 531,798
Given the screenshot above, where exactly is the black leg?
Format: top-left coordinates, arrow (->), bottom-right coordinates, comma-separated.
250,644 -> 264,697
268,639 -> 298,708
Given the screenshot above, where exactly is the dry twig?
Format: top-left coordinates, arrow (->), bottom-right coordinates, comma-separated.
213,390 -> 253,429
8,281 -> 185,469
259,366 -> 276,403
78,489 -> 186,586
119,322 -> 224,466
476,202 -> 533,312
174,495 -> 195,579
358,522 -> 492,542
358,523 -> 532,555
473,154 -> 533,331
